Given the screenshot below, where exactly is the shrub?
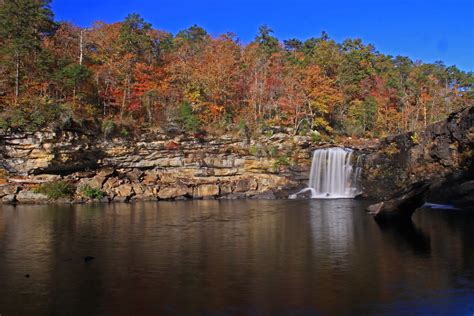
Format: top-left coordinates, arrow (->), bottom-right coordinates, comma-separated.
9,108 -> 28,129
120,127 -> 129,137
249,144 -> 258,156
237,119 -> 246,132
267,145 -> 278,158
0,102 -> 64,132
35,181 -> 75,199
275,156 -> 290,166
273,155 -> 290,171
0,117 -> 8,131
80,184 -> 105,199
263,129 -> 274,137
179,102 -> 200,132
310,131 -> 321,143
101,119 -> 116,137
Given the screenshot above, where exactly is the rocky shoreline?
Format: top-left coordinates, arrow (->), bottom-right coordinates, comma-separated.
0,106 -> 472,206
0,127 -> 320,204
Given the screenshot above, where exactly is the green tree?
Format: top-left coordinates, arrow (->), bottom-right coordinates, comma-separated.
119,13 -> 153,59
176,25 -> 209,44
255,25 -> 280,55
54,63 -> 91,101
117,13 -> 153,118
0,0 -> 55,103
283,38 -> 303,52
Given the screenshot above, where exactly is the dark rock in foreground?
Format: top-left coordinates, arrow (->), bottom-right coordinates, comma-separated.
366,181 -> 431,221
360,106 -> 473,200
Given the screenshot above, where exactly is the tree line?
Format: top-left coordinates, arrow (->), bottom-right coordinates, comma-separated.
0,0 -> 472,137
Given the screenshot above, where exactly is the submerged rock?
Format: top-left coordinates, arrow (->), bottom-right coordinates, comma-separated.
289,188 -> 313,199
250,191 -> 276,200
366,181 -> 430,221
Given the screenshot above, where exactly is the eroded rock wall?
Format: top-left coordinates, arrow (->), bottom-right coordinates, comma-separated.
0,106 -> 471,205
0,129 -> 315,202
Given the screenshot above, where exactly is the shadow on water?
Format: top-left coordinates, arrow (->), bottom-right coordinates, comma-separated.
375,218 -> 431,256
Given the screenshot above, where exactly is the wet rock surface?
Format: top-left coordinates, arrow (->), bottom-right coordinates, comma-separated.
366,181 -> 431,221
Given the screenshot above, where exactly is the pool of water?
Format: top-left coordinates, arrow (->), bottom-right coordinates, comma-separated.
0,200 -> 473,315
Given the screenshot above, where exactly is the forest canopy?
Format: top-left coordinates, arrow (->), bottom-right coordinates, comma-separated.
0,0 -> 472,137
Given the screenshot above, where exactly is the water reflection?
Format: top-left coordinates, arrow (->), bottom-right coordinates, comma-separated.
0,201 -> 473,315
376,219 -> 431,255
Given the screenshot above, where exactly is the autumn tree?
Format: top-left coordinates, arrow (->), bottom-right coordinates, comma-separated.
0,0 -> 55,104
0,6 -> 472,137
117,13 -> 154,118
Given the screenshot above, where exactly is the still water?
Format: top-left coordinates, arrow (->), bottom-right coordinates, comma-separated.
0,200 -> 473,315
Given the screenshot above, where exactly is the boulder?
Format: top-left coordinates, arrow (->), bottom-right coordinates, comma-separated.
32,174 -> 62,182
126,169 -> 144,181
250,191 -> 276,200
366,181 -> 431,221
458,180 -> 474,195
79,176 -> 106,190
194,184 -> 220,198
219,193 -> 246,200
234,178 -> 258,192
115,184 -> 134,198
99,196 -> 110,203
114,196 -> 130,203
142,170 -> 159,185
219,182 -> 233,195
16,191 -> 49,204
0,185 -> 19,198
131,183 -> 146,196
103,177 -> 120,192
289,188 -> 313,199
97,167 -> 115,178
157,185 -> 191,200
2,194 -> 16,204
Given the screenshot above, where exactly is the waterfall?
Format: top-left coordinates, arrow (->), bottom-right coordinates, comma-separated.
290,147 -> 361,199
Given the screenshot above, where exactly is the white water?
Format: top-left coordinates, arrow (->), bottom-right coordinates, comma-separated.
290,147 -> 361,199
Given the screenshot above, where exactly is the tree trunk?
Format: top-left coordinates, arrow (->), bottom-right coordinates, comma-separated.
79,30 -> 84,65
14,51 -> 20,105
121,88 -> 127,120
423,103 -> 427,127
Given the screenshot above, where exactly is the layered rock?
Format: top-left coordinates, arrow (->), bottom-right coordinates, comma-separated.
0,127 -> 316,203
0,106 -> 471,205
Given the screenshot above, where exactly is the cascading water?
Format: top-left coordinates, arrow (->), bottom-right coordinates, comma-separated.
290,147 -> 362,199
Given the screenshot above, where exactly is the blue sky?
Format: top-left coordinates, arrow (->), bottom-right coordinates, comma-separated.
52,0 -> 473,71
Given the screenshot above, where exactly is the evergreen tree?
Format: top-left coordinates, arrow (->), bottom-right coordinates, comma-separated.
255,25 -> 280,55
119,13 -> 153,59
0,0 -> 55,103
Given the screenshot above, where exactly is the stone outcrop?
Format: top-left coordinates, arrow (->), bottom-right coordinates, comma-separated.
0,127 -> 317,203
366,181 -> 431,221
0,106 -> 471,205
15,191 -> 49,204
360,106 -> 473,209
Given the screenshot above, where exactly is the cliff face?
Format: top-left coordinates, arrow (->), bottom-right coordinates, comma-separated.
360,106 -> 473,208
0,106 -> 472,205
0,128 -> 316,202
